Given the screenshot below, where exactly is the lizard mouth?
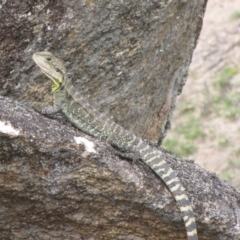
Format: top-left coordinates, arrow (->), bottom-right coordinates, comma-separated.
40,67 -> 62,93
33,56 -> 63,93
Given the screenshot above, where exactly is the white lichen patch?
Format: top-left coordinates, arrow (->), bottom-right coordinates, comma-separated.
74,136 -> 96,153
0,121 -> 20,136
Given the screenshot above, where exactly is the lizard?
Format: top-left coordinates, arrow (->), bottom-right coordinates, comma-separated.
32,51 -> 198,240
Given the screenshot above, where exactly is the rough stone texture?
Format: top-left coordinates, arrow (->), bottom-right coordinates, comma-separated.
0,0 -> 206,143
1,96 -> 240,239
3,1 -> 237,239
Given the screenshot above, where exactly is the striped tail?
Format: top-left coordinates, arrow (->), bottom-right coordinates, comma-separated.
66,76 -> 198,239
138,143 -> 198,240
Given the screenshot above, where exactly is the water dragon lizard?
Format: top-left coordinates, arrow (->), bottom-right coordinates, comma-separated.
32,51 -> 198,240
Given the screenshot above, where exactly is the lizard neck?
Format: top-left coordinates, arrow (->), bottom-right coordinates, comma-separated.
64,76 -> 78,97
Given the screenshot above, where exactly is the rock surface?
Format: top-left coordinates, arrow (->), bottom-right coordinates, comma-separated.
1,96 -> 240,239
0,0 -> 205,143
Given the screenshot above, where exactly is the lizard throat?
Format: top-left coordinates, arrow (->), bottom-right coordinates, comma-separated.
51,81 -> 61,93
41,70 -> 63,93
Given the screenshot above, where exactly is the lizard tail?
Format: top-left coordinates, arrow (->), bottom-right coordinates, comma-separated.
138,143 -> 198,240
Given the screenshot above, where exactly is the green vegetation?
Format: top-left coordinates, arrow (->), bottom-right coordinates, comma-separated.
178,102 -> 195,114
163,114 -> 203,157
230,11 -> 240,20
164,138 -> 197,157
221,157 -> 240,189
212,93 -> 240,119
164,65 -> 240,188
233,148 -> 240,156
188,69 -> 197,81
218,137 -> 229,148
175,115 -> 204,140
229,159 -> 240,168
213,67 -> 238,90
221,168 -> 234,183
200,66 -> 240,119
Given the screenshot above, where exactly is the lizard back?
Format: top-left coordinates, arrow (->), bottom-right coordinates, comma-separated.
65,79 -> 198,240
33,51 -> 198,240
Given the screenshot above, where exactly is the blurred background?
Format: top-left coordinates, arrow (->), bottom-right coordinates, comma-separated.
164,0 -> 240,188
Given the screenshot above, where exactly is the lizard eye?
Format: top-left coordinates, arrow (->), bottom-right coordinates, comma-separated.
47,57 -> 51,61
56,68 -> 60,72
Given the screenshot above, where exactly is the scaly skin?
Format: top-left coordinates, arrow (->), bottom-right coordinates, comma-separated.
32,51 -> 198,240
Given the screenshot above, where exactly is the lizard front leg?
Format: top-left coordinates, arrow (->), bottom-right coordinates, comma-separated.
41,97 -> 61,115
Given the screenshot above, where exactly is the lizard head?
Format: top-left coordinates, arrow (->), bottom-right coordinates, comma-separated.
32,51 -> 67,93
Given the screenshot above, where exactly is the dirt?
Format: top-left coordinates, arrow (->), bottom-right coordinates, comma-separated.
165,0 -> 240,187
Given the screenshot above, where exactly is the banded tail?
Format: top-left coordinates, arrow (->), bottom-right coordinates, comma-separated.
32,51 -> 198,239
96,122 -> 198,240
138,141 -> 198,240
67,82 -> 198,240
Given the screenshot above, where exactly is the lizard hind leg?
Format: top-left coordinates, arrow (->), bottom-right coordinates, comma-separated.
108,145 -> 140,162
106,134 -> 140,162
